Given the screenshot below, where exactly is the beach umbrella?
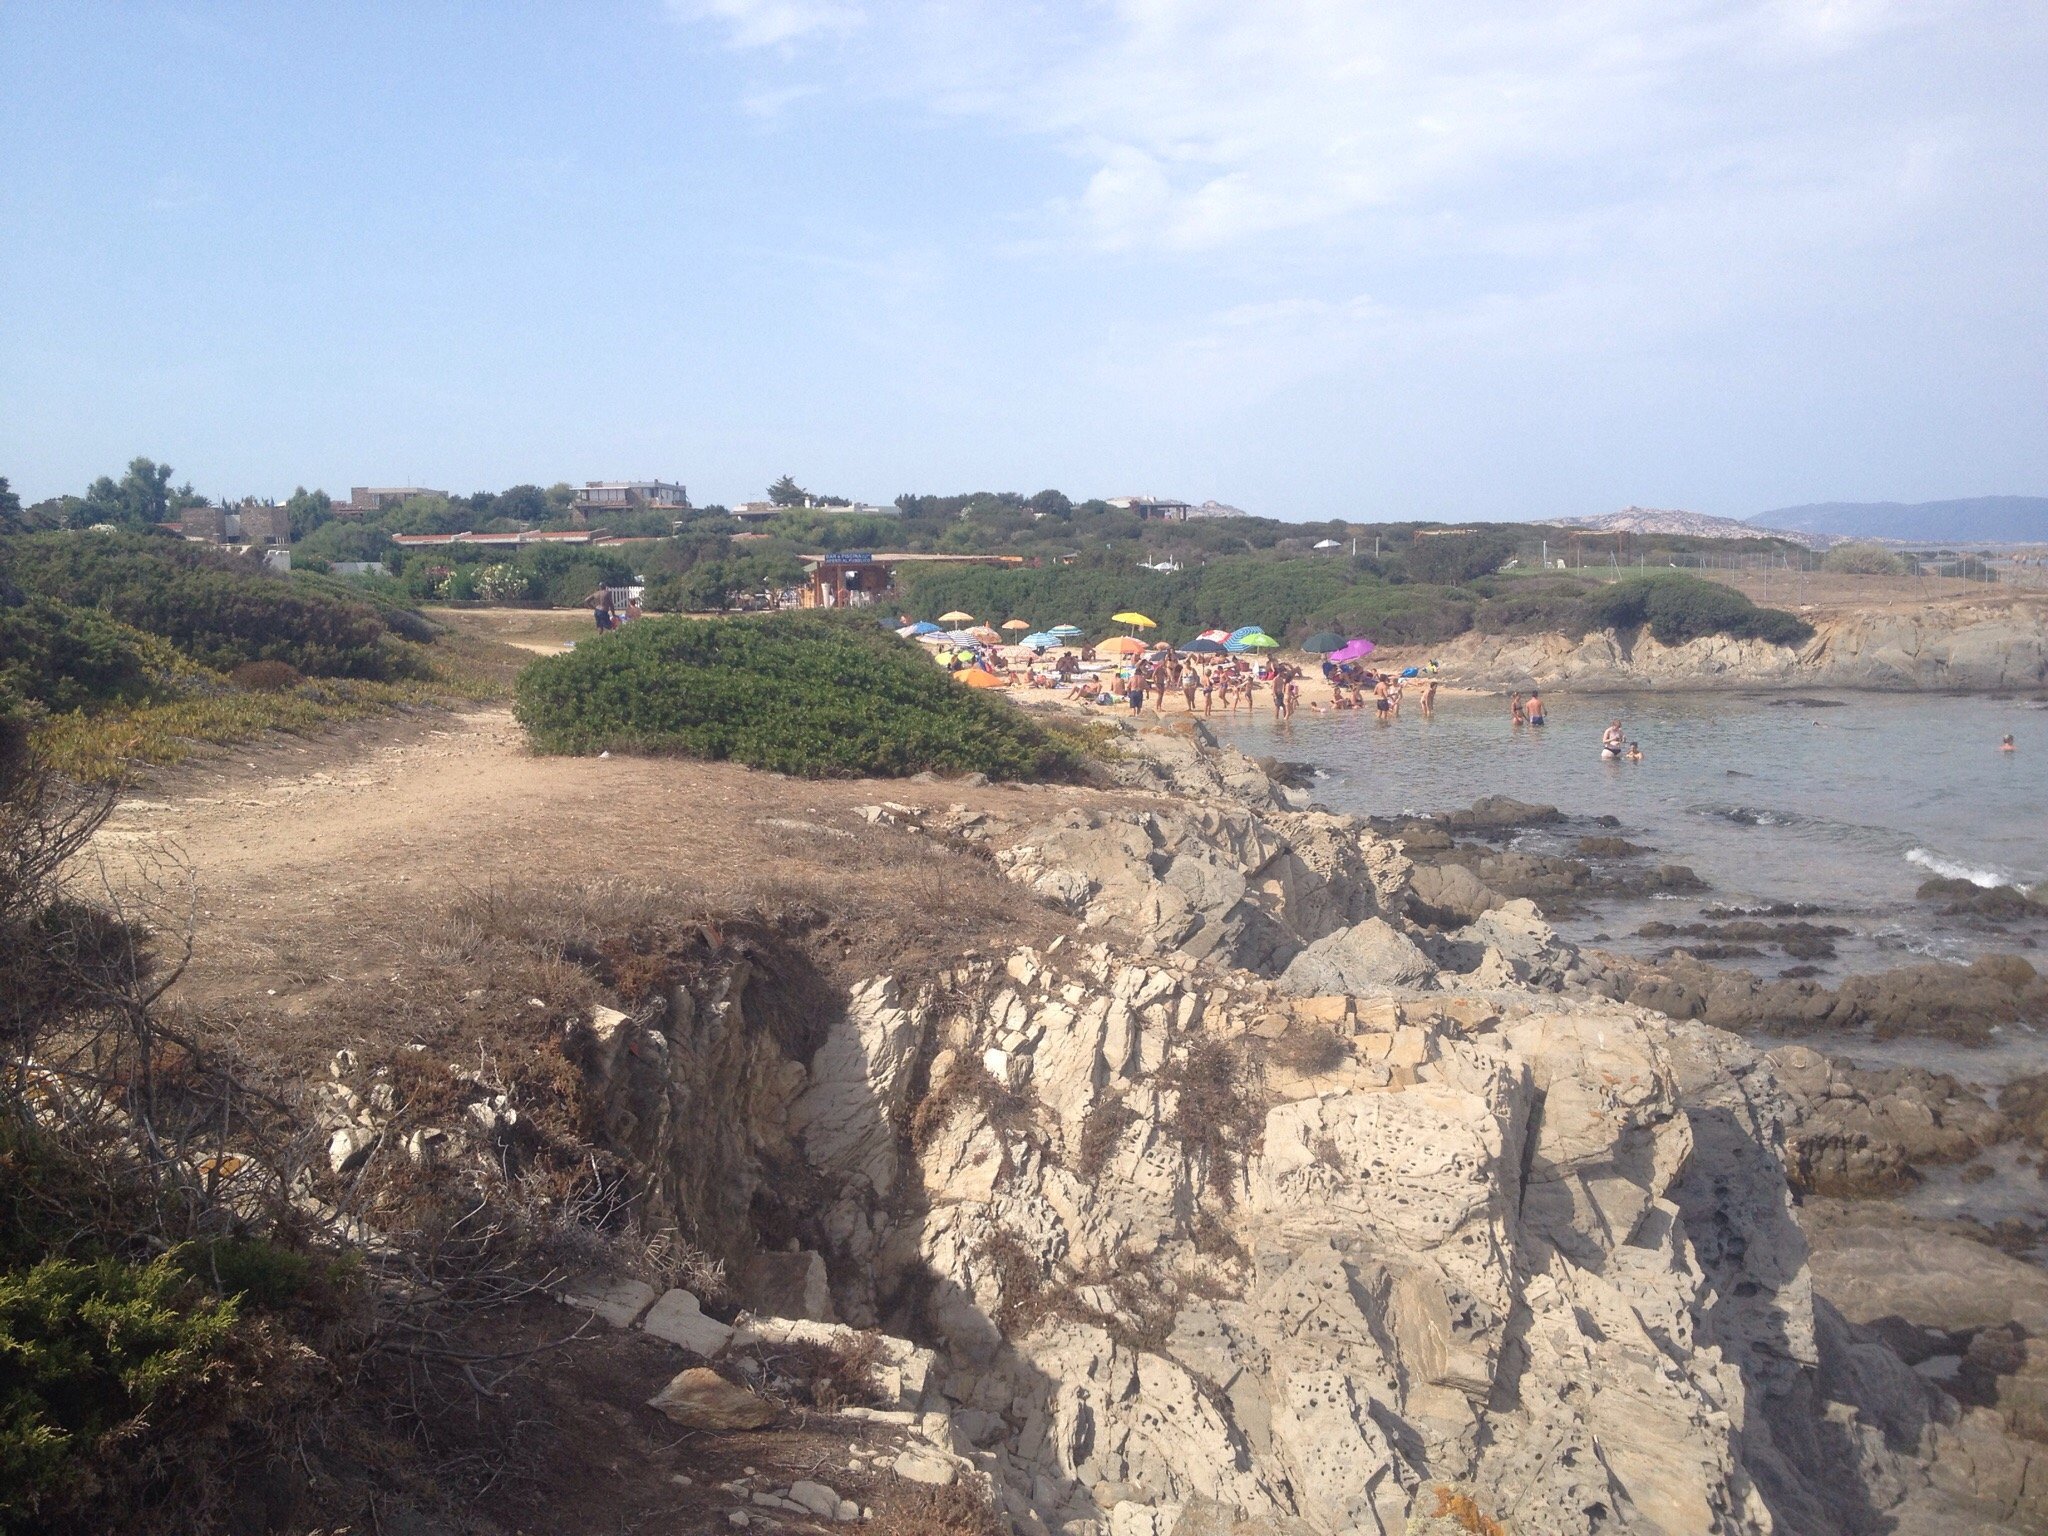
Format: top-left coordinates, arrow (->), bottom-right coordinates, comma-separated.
1022,632 -> 1061,648
1001,618 -> 1032,631
1111,611 -> 1157,629
1329,638 -> 1376,664
1226,625 -> 1267,642
1048,623 -> 1084,637
915,631 -> 951,645
959,668 -> 1009,688
1313,539 -> 1342,550
1228,632 -> 1280,652
967,625 -> 1003,644
945,630 -> 982,647
1301,632 -> 1346,654
1100,635 -> 1149,656
1197,628 -> 1232,644
938,610 -> 975,624
1181,637 -> 1226,654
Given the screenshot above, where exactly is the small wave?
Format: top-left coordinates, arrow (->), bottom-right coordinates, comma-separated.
1905,848 -> 2033,892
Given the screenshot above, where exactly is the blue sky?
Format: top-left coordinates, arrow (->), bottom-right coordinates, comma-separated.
2,1 -> 2043,520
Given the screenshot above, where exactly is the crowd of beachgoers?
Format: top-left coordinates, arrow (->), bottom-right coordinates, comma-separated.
893,612 -> 1447,722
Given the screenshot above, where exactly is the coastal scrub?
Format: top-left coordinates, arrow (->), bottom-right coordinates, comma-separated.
514,612 -> 1084,779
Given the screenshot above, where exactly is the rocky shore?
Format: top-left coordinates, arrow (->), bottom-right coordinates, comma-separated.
1371,591 -> 2048,692
302,717 -> 2048,1533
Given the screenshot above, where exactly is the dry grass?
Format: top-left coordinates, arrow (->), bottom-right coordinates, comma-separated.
37,632 -> 517,782
1265,1020 -> 1351,1077
869,1481 -> 1006,1536
1074,1097 -> 1138,1178
757,1332 -> 888,1412
1158,1037 -> 1264,1204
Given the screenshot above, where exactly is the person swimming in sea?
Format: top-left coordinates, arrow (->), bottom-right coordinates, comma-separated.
1602,720 -> 1625,759
2003,734 -> 2017,752
1626,741 -> 1643,762
1510,692 -> 1527,727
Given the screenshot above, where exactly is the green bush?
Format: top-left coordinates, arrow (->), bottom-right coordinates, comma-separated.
0,532 -> 407,679
0,1255 -> 237,1526
1820,541 -> 1911,575
515,613 -> 1082,779
0,598 -> 159,712
1584,573 -> 1812,647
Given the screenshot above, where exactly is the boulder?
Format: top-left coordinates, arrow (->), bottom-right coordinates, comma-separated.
646,1367 -> 777,1430
1276,917 -> 1435,996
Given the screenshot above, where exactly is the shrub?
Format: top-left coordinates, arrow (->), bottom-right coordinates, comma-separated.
227,659 -> 301,692
0,598 -> 159,713
1821,541 -> 1911,575
0,1255 -> 238,1526
1583,573 -> 1812,647
0,532 -> 406,679
514,613 -> 1083,779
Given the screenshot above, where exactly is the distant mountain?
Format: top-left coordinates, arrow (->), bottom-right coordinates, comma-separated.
1548,506 -> 1827,547
1750,497 -> 2048,544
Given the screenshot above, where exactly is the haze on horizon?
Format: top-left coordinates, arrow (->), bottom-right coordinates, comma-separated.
2,1 -> 2044,524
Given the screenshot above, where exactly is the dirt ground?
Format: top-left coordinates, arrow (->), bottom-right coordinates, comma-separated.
86,700 -> 1127,1043
1700,566 -> 2048,620
422,604 -> 598,654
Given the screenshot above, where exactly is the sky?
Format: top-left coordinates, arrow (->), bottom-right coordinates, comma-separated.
2,1 -> 2044,522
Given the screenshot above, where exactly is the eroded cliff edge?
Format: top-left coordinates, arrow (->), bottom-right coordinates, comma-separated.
317,723 -> 2043,1534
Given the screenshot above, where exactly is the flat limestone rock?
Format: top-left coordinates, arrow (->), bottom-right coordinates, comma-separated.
558,1272 -> 658,1329
647,1367 -> 777,1430
641,1287 -> 734,1356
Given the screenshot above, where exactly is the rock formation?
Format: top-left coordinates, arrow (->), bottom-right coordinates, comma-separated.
484,726 -> 2048,1532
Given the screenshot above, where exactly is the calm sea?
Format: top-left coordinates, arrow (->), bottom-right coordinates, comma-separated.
1207,688 -> 2047,941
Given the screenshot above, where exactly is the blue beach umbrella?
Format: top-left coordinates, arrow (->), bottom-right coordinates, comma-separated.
903,620 -> 943,636
1022,632 -> 1062,648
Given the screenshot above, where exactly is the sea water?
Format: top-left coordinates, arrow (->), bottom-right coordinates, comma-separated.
1210,688 -> 2048,1229
1207,688 -> 2045,930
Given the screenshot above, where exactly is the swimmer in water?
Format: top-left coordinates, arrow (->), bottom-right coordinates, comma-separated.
1527,687 -> 1545,726
1626,741 -> 1643,762
2002,734 -> 2017,752
1601,720 -> 1625,759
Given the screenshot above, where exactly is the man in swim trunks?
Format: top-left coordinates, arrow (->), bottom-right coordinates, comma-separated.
1527,688 -> 1545,726
1375,678 -> 1392,719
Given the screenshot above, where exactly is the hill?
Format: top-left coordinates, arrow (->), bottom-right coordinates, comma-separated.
1751,496 -> 2048,544
1550,506 -> 1828,547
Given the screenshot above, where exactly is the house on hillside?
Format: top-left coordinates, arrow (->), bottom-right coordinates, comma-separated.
572,481 -> 688,523
336,486 -> 447,519
1107,495 -> 1194,521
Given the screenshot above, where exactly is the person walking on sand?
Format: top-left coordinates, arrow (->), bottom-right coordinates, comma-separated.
1526,687 -> 1545,726
1183,670 -> 1198,713
1201,672 -> 1216,716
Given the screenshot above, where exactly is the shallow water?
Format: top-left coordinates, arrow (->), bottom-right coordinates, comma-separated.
1207,688 -> 2048,1026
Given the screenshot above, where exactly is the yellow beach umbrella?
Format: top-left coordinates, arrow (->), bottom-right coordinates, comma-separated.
1111,611 -> 1157,629
959,668 -> 1009,688
1001,618 -> 1032,631
1100,635 -> 1149,656
938,610 -> 975,624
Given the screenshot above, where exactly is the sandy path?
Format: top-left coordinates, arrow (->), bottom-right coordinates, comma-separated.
88,705 -> 1114,1024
